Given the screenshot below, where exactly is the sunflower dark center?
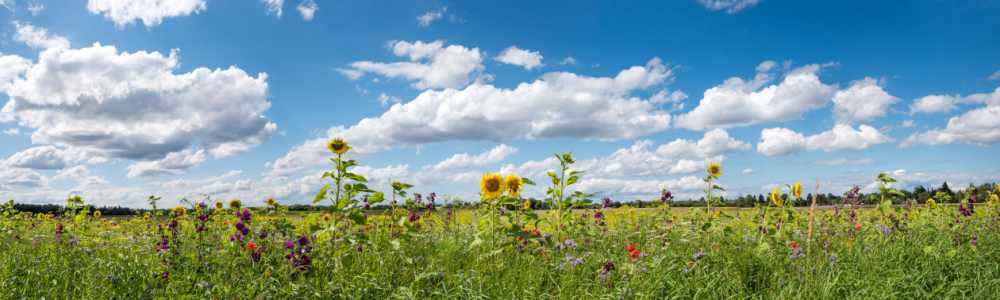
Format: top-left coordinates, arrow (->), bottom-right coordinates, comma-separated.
486,179 -> 501,192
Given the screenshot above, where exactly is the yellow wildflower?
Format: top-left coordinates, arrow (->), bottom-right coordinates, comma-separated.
707,162 -> 723,177
479,173 -> 506,200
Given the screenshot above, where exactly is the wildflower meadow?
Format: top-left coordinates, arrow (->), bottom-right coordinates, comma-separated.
2,140 -> 1000,299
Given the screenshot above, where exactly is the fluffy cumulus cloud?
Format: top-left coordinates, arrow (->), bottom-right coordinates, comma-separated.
149,170 -> 242,190
416,7 -> 445,26
808,158 -> 878,166
0,43 -> 277,178
296,0 -> 317,21
742,168 -> 755,174
494,46 -> 544,70
909,87 -> 1000,115
0,53 -> 32,88
697,0 -> 763,14
674,61 -> 837,131
0,169 -> 49,191
86,0 -> 207,28
654,129 -> 751,159
831,77 -> 900,124
427,144 -> 517,171
902,88 -> 1000,147
261,0 -> 283,18
0,146 -> 79,170
757,124 -> 893,156
12,21 -> 70,49
571,176 -> 705,198
269,57 -> 675,177
54,165 -> 108,186
339,40 -> 485,90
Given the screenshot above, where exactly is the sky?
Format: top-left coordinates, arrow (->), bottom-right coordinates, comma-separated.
1,0 -> 999,208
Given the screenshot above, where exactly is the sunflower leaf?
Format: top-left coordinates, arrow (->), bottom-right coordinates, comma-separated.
569,170 -> 586,176
565,176 -> 580,186
368,191 -> 385,204
345,173 -> 368,183
521,177 -> 536,186
314,185 -> 330,204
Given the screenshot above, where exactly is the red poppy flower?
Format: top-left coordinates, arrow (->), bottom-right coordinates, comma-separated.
791,242 -> 798,249
630,250 -> 640,258
246,243 -> 257,251
689,262 -> 695,266
626,244 -> 636,252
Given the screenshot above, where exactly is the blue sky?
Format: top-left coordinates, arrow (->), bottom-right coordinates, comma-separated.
1,0 -> 999,208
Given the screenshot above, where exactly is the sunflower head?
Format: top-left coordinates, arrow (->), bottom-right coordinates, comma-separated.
322,213 -> 332,222
522,199 -> 531,211
229,199 -> 242,210
215,201 -> 223,209
93,211 -> 101,218
299,212 -> 307,218
479,173 -> 507,200
143,215 -> 150,221
267,197 -> 276,206
172,206 -> 187,218
7,199 -> 13,205
707,162 -> 723,177
327,138 -> 350,155
505,174 -> 523,199
926,198 -> 937,209
770,188 -> 783,208
792,182 -> 803,200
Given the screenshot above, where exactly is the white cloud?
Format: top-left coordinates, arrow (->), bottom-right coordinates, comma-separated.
674,61 -> 838,131
87,0 -> 207,28
54,165 -> 108,186
989,70 -> 1000,81
427,144 -> 517,171
561,56 -> 578,65
570,176 -> 705,199
416,7 -> 446,26
0,169 -> 49,191
339,40 -> 485,90
697,0 -> 763,14
901,91 -> 1000,147
12,21 -> 69,49
0,53 -> 32,88
3,128 -> 18,134
808,158 -> 878,166
28,1 -> 43,15
149,169 -> 242,190
742,168 -> 755,174
831,77 -> 900,124
352,164 -> 410,190
377,93 -> 401,107
0,146 -> 79,170
0,43 -> 277,178
494,46 -> 544,70
909,87 -> 1000,115
296,0 -> 317,21
655,128 -> 751,159
268,58 -> 675,177
900,120 -> 915,128
261,0 -> 283,18
504,140 -> 726,180
757,124 -> 893,156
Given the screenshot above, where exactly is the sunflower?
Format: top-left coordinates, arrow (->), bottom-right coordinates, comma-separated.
143,215 -> 150,221
770,188 -> 783,208
7,199 -> 13,205
327,138 -> 350,155
300,212 -> 307,218
322,213 -> 332,222
926,198 -> 937,209
992,194 -> 999,205
505,174 -> 523,199
229,199 -> 242,210
93,211 -> 101,218
172,206 -> 187,218
215,201 -> 223,209
707,162 -> 723,177
792,182 -> 803,200
267,197 -> 276,206
479,173 -> 506,200
522,199 -> 531,211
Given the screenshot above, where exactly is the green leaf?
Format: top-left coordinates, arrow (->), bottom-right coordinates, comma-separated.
314,185 -> 330,204
521,177 -> 536,186
345,173 -> 368,183
572,199 -> 593,207
701,222 -> 712,231
321,172 -> 333,182
347,211 -> 367,225
368,191 -> 385,204
398,191 -> 407,198
712,185 -> 725,191
569,170 -> 586,176
565,176 -> 580,186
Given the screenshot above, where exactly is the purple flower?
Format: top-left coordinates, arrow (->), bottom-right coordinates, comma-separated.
602,198 -> 610,209
603,261 -> 616,272
285,241 -> 295,249
594,212 -> 603,219
692,252 -> 707,260
298,236 -> 309,247
357,244 -> 364,252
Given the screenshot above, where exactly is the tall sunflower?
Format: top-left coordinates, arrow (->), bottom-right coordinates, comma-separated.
327,138 -> 350,155
792,182 -> 803,200
707,162 -> 723,177
93,211 -> 101,218
926,198 -> 937,209
505,174 -> 523,199
770,188 -> 783,208
266,197 -> 276,206
322,213 -> 332,223
229,199 -> 242,210
479,173 -> 507,200
215,201 -> 223,209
